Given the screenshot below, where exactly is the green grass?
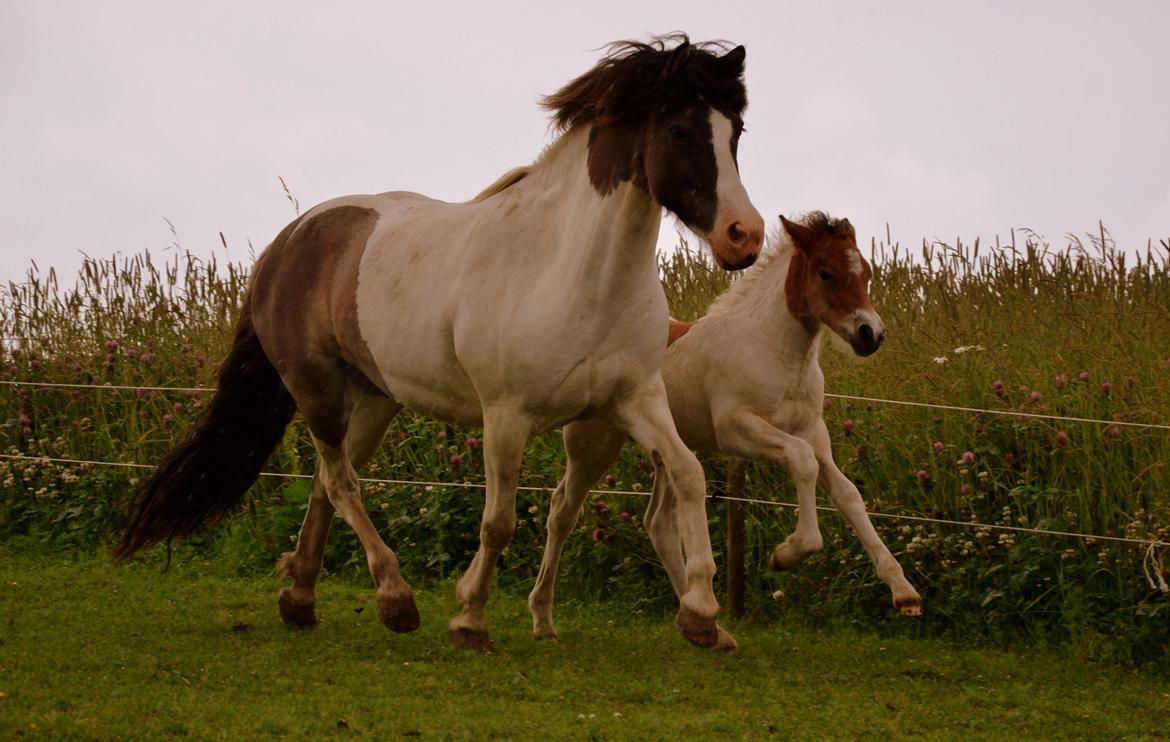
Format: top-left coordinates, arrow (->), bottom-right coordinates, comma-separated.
2,553 -> 1167,740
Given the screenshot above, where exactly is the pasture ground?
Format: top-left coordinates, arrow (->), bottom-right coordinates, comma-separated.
1,551 -> 1167,740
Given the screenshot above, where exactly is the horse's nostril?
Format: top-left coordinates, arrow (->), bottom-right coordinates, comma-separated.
858,324 -> 874,343
727,221 -> 745,244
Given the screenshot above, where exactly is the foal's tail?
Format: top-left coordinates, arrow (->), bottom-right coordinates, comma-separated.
113,294 -> 297,562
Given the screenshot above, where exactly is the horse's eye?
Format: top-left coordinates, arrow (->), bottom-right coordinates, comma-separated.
668,124 -> 687,141
818,270 -> 834,282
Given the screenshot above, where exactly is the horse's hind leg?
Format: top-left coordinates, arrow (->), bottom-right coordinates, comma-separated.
278,394 -> 400,627
528,419 -> 626,641
283,362 -> 418,633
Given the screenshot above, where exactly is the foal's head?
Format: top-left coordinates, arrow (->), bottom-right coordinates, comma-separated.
543,34 -> 764,270
781,213 -> 885,356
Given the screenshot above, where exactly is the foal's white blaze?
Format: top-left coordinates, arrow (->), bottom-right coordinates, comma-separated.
845,248 -> 865,277
844,308 -> 885,340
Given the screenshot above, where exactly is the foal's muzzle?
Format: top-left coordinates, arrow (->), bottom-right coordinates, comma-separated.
849,323 -> 885,357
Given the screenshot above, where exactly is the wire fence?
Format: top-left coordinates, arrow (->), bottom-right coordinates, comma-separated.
2,450 -> 1167,551
4,378 -> 1170,431
3,373 -> 1170,587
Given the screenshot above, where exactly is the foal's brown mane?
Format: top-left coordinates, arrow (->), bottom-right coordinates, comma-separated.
541,34 -> 748,132
800,211 -> 854,238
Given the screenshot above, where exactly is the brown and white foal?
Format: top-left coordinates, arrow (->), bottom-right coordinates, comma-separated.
530,213 -> 922,651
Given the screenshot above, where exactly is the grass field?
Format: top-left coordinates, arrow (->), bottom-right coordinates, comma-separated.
2,552 -> 1168,740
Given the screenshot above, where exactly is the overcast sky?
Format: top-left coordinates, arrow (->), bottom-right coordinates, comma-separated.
3,1 -> 1168,286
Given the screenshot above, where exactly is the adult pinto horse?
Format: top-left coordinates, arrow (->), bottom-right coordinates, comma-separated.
529,213 -> 922,647
114,36 -> 764,651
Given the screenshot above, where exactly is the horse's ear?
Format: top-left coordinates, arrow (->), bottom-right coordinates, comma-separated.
780,215 -> 814,253
840,218 -> 856,238
719,45 -> 746,74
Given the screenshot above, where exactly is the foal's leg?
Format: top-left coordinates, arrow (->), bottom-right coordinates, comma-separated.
448,411 -> 532,651
717,411 -> 823,570
278,395 -> 400,627
528,419 -> 626,640
809,422 -> 923,616
614,379 -> 723,649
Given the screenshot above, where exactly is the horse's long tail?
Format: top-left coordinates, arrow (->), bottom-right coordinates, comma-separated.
113,294 -> 297,561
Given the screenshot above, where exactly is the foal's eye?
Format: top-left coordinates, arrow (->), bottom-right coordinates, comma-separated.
818,270 -> 834,282
668,124 -> 687,141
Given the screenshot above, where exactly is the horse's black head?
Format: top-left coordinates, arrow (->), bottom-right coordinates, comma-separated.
543,35 -> 764,270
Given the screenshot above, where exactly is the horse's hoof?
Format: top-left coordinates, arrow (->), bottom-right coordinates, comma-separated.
676,605 -> 719,648
377,589 -> 421,633
448,626 -> 494,652
769,543 -> 807,571
895,596 -> 924,617
278,588 -> 318,628
532,626 -> 560,642
713,624 -> 739,655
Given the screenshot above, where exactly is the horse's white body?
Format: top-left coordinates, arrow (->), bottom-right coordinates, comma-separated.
351,127 -> 667,430
529,226 -> 922,641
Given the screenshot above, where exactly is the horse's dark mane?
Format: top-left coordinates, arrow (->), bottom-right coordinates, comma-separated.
542,34 -> 747,131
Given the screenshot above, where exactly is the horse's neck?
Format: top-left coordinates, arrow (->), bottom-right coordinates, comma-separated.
508,127 -> 662,295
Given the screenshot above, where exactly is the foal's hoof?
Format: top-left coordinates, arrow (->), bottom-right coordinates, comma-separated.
676,605 -> 719,649
377,590 -> 421,633
713,624 -> 739,655
278,588 -> 318,628
769,543 -> 808,571
448,626 -> 495,652
895,596 -> 924,618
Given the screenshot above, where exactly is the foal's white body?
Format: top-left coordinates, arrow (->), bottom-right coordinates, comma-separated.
530,226 -> 922,642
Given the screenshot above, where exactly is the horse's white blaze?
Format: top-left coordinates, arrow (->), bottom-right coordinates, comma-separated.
709,111 -> 753,221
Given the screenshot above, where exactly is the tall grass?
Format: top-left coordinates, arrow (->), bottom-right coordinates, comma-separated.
2,227 -> 1169,666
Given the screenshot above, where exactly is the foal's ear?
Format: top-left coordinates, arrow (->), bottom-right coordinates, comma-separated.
839,218 -> 856,238
780,215 -> 814,253
719,45 -> 746,74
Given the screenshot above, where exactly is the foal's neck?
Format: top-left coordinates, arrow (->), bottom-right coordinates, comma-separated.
746,248 -> 824,365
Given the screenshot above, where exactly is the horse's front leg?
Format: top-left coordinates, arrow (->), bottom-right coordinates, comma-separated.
642,472 -> 739,653
717,411 -> 823,570
529,418 -> 626,641
614,379 -> 725,650
448,410 -> 532,651
809,422 -> 923,616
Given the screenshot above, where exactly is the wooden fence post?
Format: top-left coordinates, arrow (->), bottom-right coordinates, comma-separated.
726,458 -> 746,618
